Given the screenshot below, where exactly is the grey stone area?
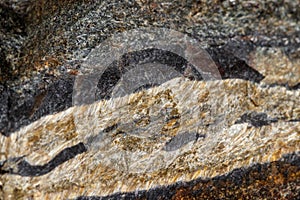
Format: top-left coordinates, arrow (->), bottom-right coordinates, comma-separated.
234,111 -> 278,127
163,132 -> 206,152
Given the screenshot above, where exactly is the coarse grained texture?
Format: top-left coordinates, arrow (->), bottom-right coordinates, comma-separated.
1,0 -> 300,136
1,0 -> 300,199
1,0 -> 299,84
0,78 -> 299,199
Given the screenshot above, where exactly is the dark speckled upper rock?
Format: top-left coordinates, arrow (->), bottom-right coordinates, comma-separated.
1,0 -> 299,136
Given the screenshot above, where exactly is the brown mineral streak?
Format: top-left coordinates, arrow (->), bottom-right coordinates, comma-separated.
0,78 -> 299,199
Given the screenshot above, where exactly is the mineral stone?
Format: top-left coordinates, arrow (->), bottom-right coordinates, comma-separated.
1,78 -> 299,199
1,0 -> 300,199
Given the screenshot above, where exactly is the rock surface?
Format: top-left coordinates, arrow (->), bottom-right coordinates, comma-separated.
1,78 -> 299,199
1,0 -> 300,136
0,0 -> 300,199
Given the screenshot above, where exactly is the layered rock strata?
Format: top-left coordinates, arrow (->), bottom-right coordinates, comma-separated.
0,78 -> 299,199
1,0 -> 300,199
1,0 -> 299,136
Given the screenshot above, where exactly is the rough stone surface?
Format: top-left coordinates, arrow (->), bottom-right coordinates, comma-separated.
0,0 -> 300,199
1,0 -> 300,136
0,78 -> 299,199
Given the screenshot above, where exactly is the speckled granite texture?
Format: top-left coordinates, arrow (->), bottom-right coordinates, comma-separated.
0,0 -> 299,199
1,0 -> 300,135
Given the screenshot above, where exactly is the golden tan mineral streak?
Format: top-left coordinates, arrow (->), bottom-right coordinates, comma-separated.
0,77 -> 299,199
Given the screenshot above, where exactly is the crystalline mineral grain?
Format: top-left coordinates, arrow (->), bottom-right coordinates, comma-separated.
0,78 -> 299,199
